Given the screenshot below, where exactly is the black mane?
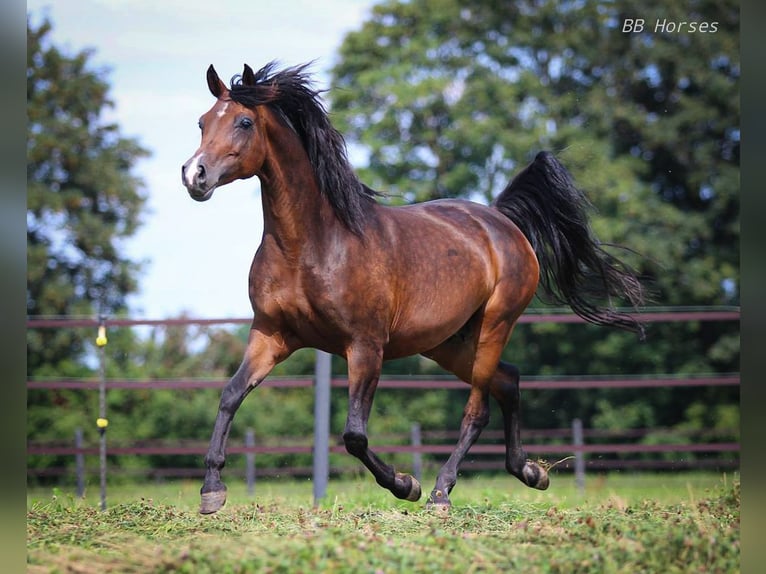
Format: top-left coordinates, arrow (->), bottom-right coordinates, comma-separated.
229,61 -> 377,235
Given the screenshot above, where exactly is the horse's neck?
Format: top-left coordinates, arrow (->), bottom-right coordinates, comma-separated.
258,141 -> 338,252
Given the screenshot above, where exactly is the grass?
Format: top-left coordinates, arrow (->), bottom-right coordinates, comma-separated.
27,471 -> 739,573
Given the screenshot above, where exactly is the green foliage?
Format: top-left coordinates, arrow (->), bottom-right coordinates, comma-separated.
27,4 -> 739,484
25,13 -> 152,479
27,16 -> 149,372
331,0 -> 738,309
329,0 -> 738,450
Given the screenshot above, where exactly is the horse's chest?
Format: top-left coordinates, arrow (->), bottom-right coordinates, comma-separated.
249,263 -> 333,324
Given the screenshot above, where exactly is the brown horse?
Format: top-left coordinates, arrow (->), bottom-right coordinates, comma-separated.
182,62 -> 644,514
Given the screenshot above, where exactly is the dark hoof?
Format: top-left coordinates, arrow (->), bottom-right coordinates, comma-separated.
395,473 -> 421,502
523,461 -> 550,490
199,489 -> 227,514
425,488 -> 451,511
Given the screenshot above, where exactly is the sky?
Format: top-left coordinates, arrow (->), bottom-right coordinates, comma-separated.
28,0 -> 380,319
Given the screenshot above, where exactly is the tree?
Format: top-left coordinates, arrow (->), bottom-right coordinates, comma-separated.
27,16 -> 149,375
330,0 -> 739,440
27,15 -> 151,482
331,0 -> 738,307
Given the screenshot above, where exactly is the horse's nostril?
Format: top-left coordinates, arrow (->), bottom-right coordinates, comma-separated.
197,164 -> 206,182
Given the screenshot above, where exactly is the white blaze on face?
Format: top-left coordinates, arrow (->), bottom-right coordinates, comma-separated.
185,153 -> 203,187
216,102 -> 229,118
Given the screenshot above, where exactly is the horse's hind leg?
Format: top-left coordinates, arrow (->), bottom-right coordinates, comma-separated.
427,382 -> 491,507
422,313 -> 506,508
423,348 -> 549,508
423,294 -> 547,507
342,342 -> 421,502
489,362 -> 550,490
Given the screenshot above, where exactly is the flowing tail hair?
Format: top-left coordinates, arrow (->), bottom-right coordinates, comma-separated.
492,151 -> 646,338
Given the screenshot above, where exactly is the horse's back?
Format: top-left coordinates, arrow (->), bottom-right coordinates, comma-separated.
381,198 -> 537,281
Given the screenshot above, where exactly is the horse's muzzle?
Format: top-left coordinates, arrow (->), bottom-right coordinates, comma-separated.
182,157 -> 216,201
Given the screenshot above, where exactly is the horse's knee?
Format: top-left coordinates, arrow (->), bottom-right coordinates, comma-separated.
472,407 -> 491,429
343,431 -> 368,458
219,373 -> 254,413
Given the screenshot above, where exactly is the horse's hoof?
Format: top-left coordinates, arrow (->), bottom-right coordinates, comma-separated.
523,461 -> 550,490
425,488 -> 451,511
403,473 -> 422,502
393,472 -> 421,502
199,490 -> 227,514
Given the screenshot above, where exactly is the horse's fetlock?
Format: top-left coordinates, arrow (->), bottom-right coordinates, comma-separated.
505,455 -> 526,477
204,454 -> 226,470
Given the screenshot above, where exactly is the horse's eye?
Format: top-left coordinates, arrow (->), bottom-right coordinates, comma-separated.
239,117 -> 254,129
198,119 -> 204,131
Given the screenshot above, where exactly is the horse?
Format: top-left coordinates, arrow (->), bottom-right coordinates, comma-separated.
181,62 -> 645,515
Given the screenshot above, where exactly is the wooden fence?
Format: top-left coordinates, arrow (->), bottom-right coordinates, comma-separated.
28,416 -> 740,478
27,308 -> 740,496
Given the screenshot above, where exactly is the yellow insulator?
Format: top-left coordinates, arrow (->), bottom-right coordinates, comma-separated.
96,325 -> 107,347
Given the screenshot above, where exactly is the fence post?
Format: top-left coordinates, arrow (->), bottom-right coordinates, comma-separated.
96,317 -> 108,511
411,423 -> 422,484
572,418 -> 585,495
245,428 -> 256,496
313,350 -> 332,506
75,428 -> 85,498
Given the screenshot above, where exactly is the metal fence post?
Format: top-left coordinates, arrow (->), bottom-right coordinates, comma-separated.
411,423 -> 422,484
573,418 -> 585,495
245,428 -> 256,496
313,350 -> 332,506
75,428 -> 85,498
96,317 -> 108,511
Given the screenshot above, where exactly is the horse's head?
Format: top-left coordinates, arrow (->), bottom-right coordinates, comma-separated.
182,65 -> 267,201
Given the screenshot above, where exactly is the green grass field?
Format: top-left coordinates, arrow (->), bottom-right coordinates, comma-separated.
27,471 -> 739,573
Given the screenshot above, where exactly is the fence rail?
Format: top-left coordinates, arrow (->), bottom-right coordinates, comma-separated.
26,374 -> 740,391
27,308 -> 740,498
26,308 -> 740,329
28,441 -> 741,458
28,424 -> 740,484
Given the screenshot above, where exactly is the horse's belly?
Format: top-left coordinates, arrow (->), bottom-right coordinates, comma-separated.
383,294 -> 484,359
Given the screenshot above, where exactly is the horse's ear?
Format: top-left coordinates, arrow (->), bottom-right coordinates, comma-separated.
206,65 -> 228,98
242,64 -> 255,86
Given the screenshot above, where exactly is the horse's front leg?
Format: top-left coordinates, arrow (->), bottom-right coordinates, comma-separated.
199,329 -> 290,514
342,342 -> 421,502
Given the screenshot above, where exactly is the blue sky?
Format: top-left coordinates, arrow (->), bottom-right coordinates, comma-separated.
28,0 -> 379,319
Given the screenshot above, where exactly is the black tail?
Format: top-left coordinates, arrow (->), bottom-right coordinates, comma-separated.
493,151 -> 646,338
